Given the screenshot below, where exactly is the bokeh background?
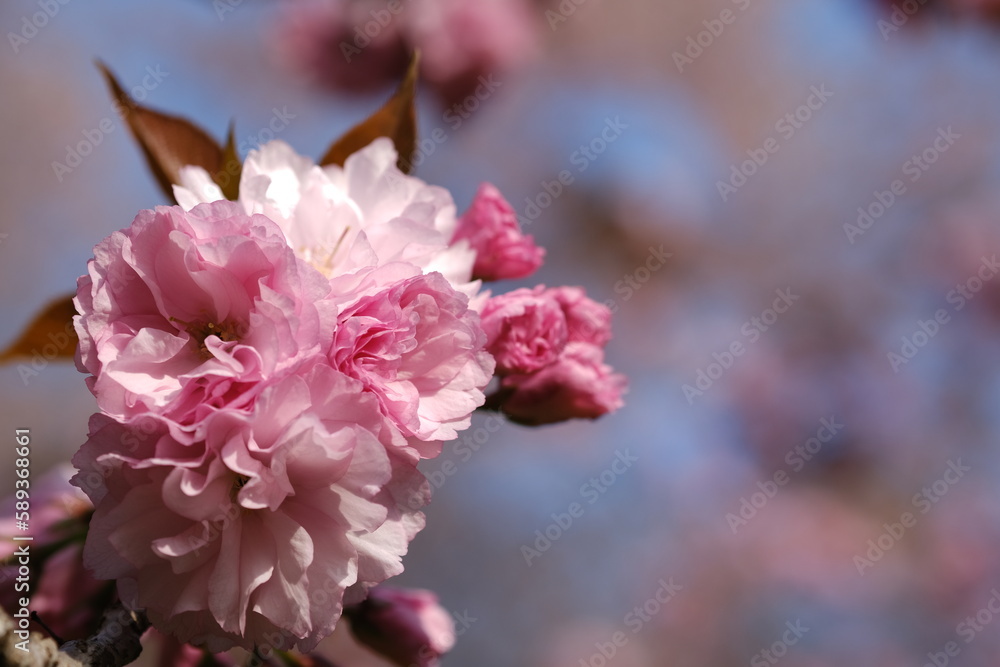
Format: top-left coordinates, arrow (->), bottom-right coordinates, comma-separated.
4,0 -> 1000,665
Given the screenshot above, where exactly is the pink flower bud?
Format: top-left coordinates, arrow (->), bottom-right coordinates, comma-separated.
453,183 -> 545,281
346,587 -> 455,667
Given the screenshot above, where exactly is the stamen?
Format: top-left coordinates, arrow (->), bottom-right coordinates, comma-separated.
301,226 -> 351,276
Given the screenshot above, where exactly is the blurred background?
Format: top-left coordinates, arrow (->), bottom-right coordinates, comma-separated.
4,0 -> 1000,664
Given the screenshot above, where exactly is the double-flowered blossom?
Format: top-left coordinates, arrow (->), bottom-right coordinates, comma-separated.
72,140 -> 491,652
329,264 -> 492,458
74,200 -> 332,440
174,138 -> 478,297
482,286 -> 626,425
481,285 -> 568,374
174,138 -> 494,454
73,365 -> 429,653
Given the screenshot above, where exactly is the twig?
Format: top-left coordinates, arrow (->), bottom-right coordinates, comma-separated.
1,603 -> 150,667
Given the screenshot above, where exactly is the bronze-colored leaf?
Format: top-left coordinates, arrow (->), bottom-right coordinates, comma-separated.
320,52 -> 419,173
218,121 -> 242,201
98,61 -> 225,203
0,295 -> 78,363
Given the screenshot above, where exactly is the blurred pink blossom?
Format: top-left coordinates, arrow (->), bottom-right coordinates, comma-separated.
273,0 -> 410,94
271,0 -> 541,105
0,466 -> 109,642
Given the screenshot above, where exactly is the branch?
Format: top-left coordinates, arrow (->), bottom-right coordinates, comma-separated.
0,604 -> 150,667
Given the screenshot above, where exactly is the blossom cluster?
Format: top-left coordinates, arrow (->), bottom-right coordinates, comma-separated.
69,138 -> 623,653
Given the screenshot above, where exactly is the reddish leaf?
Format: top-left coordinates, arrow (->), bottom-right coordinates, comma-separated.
219,121 -> 242,201
98,61 -> 226,202
320,52 -> 419,173
0,295 -> 78,363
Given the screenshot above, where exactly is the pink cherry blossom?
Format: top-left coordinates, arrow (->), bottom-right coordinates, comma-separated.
548,286 -> 613,347
74,201 -> 332,439
499,342 -> 627,425
329,265 -> 494,457
345,586 -> 455,667
481,286 -> 568,374
72,364 -> 429,653
174,139 -> 479,298
452,183 -> 544,281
